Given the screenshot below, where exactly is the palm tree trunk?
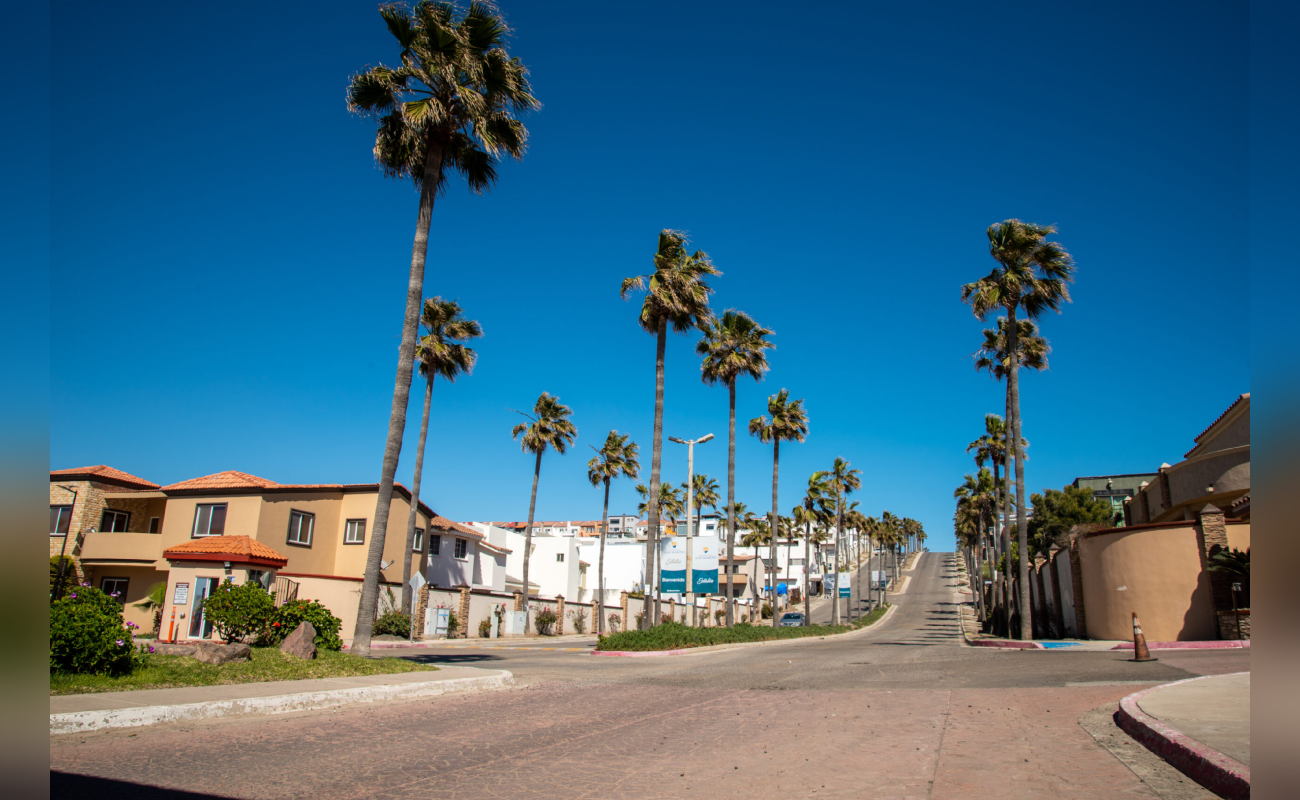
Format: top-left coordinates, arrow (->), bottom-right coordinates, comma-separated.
352,146 -> 443,657
831,491 -> 842,625
597,477 -> 610,635
1000,376 -> 1014,637
1008,305 -> 1032,640
769,439 -> 780,628
521,449 -> 542,628
725,382 -> 737,627
401,374 -> 434,614
646,318 -> 667,628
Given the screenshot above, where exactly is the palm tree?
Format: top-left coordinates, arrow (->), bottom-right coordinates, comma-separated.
635,481 -> 684,602
622,230 -> 720,627
587,431 -> 640,634
400,297 -> 482,612
795,472 -> 834,623
346,0 -> 539,656
962,219 -> 1074,640
739,512 -> 770,547
511,393 -> 577,621
697,309 -> 774,625
822,458 -> 862,625
683,473 -> 720,540
749,390 -> 810,628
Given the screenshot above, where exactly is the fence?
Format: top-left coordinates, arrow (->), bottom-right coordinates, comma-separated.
272,576 -> 299,607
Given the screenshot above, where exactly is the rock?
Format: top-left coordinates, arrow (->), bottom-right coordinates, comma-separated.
280,621 -> 318,660
191,641 -> 252,664
151,643 -> 197,657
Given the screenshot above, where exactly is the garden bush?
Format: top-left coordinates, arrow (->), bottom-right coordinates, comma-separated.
478,617 -> 492,638
568,607 -> 588,634
535,606 -> 557,635
447,612 -> 459,638
202,579 -> 275,643
261,599 -> 344,651
50,585 -> 140,675
714,610 -> 726,625
50,556 -> 77,598
607,613 -> 621,633
760,602 -> 773,619
373,610 -> 412,637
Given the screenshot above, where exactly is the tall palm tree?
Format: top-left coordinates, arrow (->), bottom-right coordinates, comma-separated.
797,475 -> 833,621
511,393 -> 577,620
962,219 -> 1074,640
823,458 -> 862,625
635,481 -> 683,602
880,511 -> 903,587
347,0 -> 538,656
587,431 -> 640,634
749,390 -> 810,628
697,309 -> 774,625
401,297 -> 482,612
622,230 -> 720,627
954,470 -> 996,623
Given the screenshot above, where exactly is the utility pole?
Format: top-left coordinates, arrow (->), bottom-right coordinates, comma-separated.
669,433 -> 713,626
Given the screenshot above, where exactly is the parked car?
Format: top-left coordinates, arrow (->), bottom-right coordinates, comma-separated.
779,612 -> 805,627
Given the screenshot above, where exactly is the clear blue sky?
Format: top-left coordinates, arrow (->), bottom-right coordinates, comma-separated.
47,1 -> 1249,552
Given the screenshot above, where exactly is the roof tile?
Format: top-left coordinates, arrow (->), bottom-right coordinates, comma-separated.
163,535 -> 289,566
50,465 -> 159,489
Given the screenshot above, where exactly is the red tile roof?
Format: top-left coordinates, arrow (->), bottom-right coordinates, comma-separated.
161,471 -> 280,491
163,535 -> 289,567
1185,393 -> 1250,458
427,514 -> 481,538
50,465 -> 159,490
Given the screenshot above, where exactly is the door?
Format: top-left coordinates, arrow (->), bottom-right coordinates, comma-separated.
188,577 -> 219,639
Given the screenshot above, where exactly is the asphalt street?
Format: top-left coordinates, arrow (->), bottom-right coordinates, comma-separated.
51,552 -> 1248,799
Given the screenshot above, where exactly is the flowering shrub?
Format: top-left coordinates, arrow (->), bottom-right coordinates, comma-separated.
534,606 -> 558,636
567,607 -> 588,634
258,599 -> 344,651
607,613 -> 621,633
478,616 -> 492,638
50,585 -> 139,675
202,579 -> 276,643
714,609 -> 726,625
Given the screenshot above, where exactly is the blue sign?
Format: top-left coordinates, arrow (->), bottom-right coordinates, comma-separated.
692,570 -> 718,594
837,572 -> 851,598
776,582 -> 788,596
661,569 -> 686,593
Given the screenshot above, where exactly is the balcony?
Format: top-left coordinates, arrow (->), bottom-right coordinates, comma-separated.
78,532 -> 165,566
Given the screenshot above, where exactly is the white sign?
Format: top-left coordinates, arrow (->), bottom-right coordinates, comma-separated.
660,536 -> 687,571
409,572 -> 427,591
172,583 -> 189,605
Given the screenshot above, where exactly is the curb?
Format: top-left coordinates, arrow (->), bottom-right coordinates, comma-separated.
592,604 -> 900,658
1115,673 -> 1250,800
1111,640 -> 1250,651
50,669 -> 514,735
969,639 -> 1045,649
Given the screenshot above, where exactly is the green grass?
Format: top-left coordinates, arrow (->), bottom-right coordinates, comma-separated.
595,605 -> 891,651
50,647 -> 435,695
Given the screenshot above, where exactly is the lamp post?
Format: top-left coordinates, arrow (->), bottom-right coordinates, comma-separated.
669,433 -> 713,625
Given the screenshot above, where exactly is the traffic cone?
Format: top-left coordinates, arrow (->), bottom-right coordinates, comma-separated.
1129,612 -> 1157,662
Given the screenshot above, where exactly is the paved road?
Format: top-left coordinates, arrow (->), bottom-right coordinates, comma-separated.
51,552 -> 1248,799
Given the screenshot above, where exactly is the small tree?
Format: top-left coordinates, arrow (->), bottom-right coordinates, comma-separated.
567,607 -> 588,634
201,580 -> 275,643
607,613 -> 621,633
535,606 -> 558,635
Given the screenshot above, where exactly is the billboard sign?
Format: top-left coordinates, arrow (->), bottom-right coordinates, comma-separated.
838,571 -> 851,598
660,536 -> 687,593
692,535 -> 719,594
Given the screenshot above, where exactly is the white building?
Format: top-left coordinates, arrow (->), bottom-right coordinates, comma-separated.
422,516 -> 510,593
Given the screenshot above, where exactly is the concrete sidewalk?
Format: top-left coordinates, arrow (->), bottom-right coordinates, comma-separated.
1117,672 -> 1250,799
51,666 -> 513,735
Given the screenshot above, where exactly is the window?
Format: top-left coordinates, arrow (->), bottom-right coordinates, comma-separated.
100,576 -> 129,603
791,558 -> 806,566
430,535 -> 441,556
50,506 -> 72,535
101,509 -> 131,532
192,504 -> 228,537
413,527 -> 424,552
556,552 -> 565,562
343,519 -> 366,545
454,538 -> 467,559
287,509 -> 314,546
149,517 -> 161,533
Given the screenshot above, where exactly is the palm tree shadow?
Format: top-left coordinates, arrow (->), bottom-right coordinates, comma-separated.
397,653 -> 506,665
53,773 -> 227,799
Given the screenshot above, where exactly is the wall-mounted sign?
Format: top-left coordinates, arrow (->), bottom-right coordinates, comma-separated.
172,583 -> 189,605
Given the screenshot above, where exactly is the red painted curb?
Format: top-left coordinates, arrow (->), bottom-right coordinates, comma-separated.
589,648 -> 697,657
969,640 -> 1045,649
1111,640 -> 1250,651
1115,674 -> 1250,800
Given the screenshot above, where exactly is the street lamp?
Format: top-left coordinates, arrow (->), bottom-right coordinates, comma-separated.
669,433 -> 714,625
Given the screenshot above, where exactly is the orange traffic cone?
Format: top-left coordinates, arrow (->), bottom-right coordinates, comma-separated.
1130,612 -> 1158,662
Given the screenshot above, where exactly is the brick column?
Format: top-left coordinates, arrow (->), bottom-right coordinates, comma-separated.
513,591 -> 523,611
668,597 -> 675,623
591,598 -> 600,635
1067,532 -> 1088,640
556,595 -> 565,635
619,591 -> 629,632
1197,504 -> 1233,613
414,585 -> 430,636
458,585 -> 471,638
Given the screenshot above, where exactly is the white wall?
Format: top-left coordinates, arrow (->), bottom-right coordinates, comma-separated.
574,539 -> 646,604
500,530 -> 581,601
